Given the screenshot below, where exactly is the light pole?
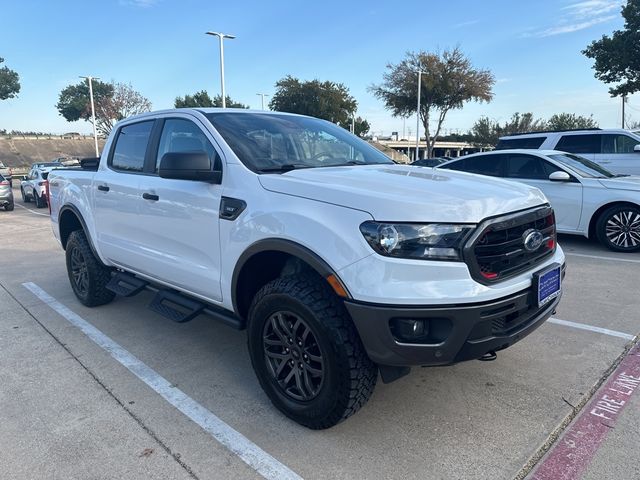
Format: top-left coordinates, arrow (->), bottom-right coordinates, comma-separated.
256,93 -> 269,110
80,76 -> 99,157
205,31 -> 236,108
415,70 -> 425,161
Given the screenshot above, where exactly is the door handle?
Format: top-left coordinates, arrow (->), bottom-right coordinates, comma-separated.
142,192 -> 159,201
97,185 -> 109,192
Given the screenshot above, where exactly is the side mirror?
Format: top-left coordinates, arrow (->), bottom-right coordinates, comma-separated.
634,144 -> 640,152
22,175 -> 28,181
549,171 -> 571,182
159,151 -> 222,183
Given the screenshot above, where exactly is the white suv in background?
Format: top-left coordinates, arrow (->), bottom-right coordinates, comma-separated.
496,129 -> 640,176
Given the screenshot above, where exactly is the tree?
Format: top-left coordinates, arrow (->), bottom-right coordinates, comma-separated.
175,90 -> 248,108
370,47 -> 494,157
352,116 -> 370,137
269,76 -> 357,126
0,57 -> 20,100
56,80 -> 151,136
547,113 -> 598,130
583,0 -> 640,97
470,116 -> 501,147
501,112 -> 547,135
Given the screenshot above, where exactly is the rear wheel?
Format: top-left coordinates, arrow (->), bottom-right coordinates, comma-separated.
34,189 -> 45,208
596,205 -> 640,252
247,274 -> 377,429
65,230 -> 115,306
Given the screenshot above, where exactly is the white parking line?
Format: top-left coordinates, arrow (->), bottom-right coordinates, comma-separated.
549,317 -> 636,341
565,252 -> 640,264
15,202 -> 49,217
22,282 -> 303,480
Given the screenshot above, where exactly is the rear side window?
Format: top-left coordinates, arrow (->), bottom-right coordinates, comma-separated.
495,137 -> 545,150
555,134 -> 601,154
601,134 -> 640,154
463,154 -> 507,176
111,121 -> 154,172
505,154 -> 548,179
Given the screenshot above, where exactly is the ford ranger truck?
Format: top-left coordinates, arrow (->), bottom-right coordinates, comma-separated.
48,109 -> 565,429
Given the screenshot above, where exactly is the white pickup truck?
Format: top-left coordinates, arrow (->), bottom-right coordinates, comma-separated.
48,109 -> 565,429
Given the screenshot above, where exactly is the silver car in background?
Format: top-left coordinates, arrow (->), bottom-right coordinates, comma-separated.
0,173 -> 14,211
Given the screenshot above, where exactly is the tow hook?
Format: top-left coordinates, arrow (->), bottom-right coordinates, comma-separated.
479,351 -> 497,362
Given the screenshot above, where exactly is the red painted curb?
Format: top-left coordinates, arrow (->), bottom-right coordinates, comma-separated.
531,342 -> 640,480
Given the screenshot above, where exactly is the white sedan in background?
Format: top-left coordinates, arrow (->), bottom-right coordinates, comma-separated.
438,149 -> 640,252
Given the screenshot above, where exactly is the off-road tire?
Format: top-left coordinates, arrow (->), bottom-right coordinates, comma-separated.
596,205 -> 640,252
247,274 -> 377,429
65,230 -> 115,307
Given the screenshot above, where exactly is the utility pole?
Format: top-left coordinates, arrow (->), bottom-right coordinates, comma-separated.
415,70 -> 425,161
205,31 -> 236,108
256,93 -> 269,110
80,76 -> 99,157
622,94 -> 627,129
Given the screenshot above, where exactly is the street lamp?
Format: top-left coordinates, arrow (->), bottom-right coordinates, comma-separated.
256,93 -> 269,110
415,69 -> 425,161
80,75 -> 100,157
205,31 -> 236,108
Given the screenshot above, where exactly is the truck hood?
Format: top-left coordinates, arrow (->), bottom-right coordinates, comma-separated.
598,175 -> 640,192
258,165 -> 548,223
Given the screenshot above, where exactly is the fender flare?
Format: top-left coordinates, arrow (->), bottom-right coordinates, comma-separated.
58,204 -> 100,259
231,238 -> 351,313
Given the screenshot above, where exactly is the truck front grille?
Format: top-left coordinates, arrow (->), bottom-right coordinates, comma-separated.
464,207 -> 556,284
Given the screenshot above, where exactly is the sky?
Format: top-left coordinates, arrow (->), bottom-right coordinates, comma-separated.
0,0 -> 638,136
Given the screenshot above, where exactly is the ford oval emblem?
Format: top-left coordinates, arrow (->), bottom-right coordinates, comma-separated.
523,229 -> 544,252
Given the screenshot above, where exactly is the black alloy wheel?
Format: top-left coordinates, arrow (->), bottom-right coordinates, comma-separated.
70,246 -> 89,296
262,311 -> 324,401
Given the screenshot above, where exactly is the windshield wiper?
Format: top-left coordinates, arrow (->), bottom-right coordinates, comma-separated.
614,174 -> 630,178
256,164 -> 311,173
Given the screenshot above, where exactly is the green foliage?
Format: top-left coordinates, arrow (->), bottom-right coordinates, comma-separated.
175,90 -> 248,108
352,116 -> 370,137
369,47 -> 494,157
269,76 -> 357,125
0,57 -> 21,100
547,113 -> 598,130
583,0 -> 640,96
501,112 -> 547,135
470,116 -> 501,147
56,80 -> 151,136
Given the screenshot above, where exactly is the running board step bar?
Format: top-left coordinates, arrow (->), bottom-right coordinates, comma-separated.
148,290 -> 204,323
106,272 -> 148,297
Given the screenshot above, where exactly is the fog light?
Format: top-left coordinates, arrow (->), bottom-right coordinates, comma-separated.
390,318 -> 430,343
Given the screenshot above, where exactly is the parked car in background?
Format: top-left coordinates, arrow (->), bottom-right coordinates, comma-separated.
0,173 -> 14,211
0,161 -> 12,186
21,166 -> 54,208
411,157 -> 449,167
496,129 -> 640,176
439,149 -> 640,252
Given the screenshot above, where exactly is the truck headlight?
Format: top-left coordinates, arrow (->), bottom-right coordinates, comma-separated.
359,222 -> 475,261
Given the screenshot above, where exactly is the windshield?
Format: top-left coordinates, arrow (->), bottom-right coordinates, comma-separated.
204,112 -> 393,172
549,153 -> 616,178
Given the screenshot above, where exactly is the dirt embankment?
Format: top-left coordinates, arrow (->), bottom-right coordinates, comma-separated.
0,136 -> 106,168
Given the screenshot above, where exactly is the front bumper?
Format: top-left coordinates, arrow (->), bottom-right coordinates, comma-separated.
345,265 -> 564,367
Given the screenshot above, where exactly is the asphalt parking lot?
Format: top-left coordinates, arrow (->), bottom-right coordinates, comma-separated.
1,187 -> 639,480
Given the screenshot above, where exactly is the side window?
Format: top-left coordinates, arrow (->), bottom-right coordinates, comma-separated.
601,134 -> 640,154
505,154 -> 547,179
464,155 -> 506,177
156,118 -> 218,171
555,134 -> 601,154
495,137 -> 546,150
111,121 -> 153,172
541,160 -> 562,177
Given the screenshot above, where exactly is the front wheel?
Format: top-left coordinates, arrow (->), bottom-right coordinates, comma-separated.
5,202 -> 14,211
247,274 -> 377,429
21,188 -> 29,203
596,205 -> 640,252
34,190 -> 46,208
65,230 -> 115,306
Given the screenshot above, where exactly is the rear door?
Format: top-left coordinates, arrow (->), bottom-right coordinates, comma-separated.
93,119 -> 154,269
596,133 -> 640,175
135,115 -> 224,302
554,134 -> 600,161
504,153 -> 583,232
